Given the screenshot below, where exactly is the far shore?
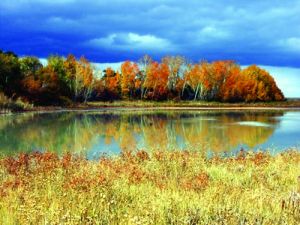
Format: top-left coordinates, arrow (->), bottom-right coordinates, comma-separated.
1,99 -> 300,114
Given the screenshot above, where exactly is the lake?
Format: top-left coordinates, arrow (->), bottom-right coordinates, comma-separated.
0,109 -> 299,158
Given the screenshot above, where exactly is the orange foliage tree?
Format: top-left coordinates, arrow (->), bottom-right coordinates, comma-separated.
120,61 -> 139,98
144,62 -> 170,100
94,67 -> 121,100
240,65 -> 284,102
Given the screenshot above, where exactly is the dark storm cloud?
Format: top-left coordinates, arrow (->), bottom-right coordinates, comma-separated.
0,0 -> 300,66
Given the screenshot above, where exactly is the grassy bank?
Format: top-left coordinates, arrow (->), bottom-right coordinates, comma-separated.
88,99 -> 300,109
2,99 -> 300,114
0,150 -> 299,224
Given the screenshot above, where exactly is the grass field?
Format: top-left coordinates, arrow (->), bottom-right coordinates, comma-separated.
0,150 -> 299,224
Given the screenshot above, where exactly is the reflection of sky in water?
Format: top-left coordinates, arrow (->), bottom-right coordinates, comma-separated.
88,137 -> 120,159
236,121 -> 272,127
253,112 -> 300,152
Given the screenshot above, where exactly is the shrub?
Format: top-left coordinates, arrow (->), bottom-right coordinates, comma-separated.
0,92 -> 33,112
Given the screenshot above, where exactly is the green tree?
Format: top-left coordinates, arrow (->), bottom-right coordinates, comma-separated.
19,56 -> 43,78
19,56 -> 43,102
47,55 -> 70,98
0,50 -> 23,96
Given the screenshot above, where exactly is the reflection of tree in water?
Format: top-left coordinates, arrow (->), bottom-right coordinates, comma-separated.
179,112 -> 281,152
0,111 -> 284,156
0,113 -> 100,155
93,111 -> 283,153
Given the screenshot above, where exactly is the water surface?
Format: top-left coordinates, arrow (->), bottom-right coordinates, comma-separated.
0,109 -> 299,158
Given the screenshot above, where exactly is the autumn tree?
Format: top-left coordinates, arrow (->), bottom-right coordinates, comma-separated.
138,55 -> 152,99
37,65 -> 60,104
76,56 -> 94,102
241,65 -> 284,102
183,61 -> 212,100
20,56 -> 43,101
162,56 -> 187,96
120,61 -> 139,98
208,60 -> 235,100
144,62 -> 170,100
63,54 -> 77,100
95,67 -> 121,100
218,64 -> 242,102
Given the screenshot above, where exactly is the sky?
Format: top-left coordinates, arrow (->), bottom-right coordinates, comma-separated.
0,0 -> 300,96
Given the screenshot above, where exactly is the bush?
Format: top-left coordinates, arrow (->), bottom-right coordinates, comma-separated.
0,92 -> 33,112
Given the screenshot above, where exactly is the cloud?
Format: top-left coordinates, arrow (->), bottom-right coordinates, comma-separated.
88,33 -> 176,53
192,26 -> 231,46
277,37 -> 300,52
0,0 -> 300,67
199,26 -> 230,39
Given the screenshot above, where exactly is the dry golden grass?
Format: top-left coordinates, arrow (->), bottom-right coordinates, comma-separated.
0,150 -> 299,224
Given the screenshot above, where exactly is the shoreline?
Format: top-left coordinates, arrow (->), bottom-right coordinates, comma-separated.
2,106 -> 300,115
1,100 -> 300,114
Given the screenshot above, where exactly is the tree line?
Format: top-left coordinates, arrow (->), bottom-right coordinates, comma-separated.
0,50 -> 284,105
